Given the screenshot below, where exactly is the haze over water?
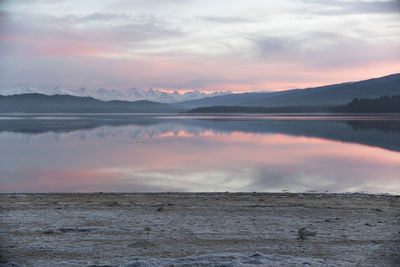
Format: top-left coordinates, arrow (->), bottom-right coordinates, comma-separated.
1,114 -> 399,194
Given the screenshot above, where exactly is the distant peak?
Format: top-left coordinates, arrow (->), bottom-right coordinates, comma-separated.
1,84 -> 231,103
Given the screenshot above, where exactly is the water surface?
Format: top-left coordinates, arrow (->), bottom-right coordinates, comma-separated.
1,114 -> 399,193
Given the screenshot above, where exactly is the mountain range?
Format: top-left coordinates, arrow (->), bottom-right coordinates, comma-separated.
0,73 -> 398,113
0,84 -> 230,103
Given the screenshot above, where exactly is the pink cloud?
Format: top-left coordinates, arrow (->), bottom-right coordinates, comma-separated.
1,9 -> 399,92
2,131 -> 400,193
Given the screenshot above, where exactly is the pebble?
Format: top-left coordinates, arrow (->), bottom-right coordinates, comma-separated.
298,227 -> 317,239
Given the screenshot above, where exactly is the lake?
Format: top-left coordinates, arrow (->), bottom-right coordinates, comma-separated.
1,114 -> 399,194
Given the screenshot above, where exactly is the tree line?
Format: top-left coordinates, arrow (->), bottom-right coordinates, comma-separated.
333,95 -> 400,113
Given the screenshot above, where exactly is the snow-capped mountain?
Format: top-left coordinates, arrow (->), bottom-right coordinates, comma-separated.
0,84 -> 231,103
0,83 -> 42,95
0,83 -> 72,96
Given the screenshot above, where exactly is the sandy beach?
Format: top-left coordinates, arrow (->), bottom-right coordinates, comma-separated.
0,193 -> 399,266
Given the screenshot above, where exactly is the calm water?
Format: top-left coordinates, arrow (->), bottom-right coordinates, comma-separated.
1,114 -> 400,194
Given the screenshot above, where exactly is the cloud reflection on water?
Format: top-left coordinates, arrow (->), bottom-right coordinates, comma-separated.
0,116 -> 400,193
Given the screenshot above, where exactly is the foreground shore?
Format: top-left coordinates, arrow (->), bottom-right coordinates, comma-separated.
0,193 -> 399,266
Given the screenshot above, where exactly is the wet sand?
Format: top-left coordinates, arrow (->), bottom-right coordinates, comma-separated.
0,193 -> 399,266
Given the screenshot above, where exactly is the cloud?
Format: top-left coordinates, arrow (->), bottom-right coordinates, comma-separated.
246,35 -> 296,59
0,0 -> 399,92
150,78 -> 232,89
244,30 -> 399,69
300,0 -> 400,15
69,12 -> 130,22
0,11 -> 183,58
200,16 -> 256,24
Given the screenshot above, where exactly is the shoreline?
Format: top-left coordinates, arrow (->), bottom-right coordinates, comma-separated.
1,192 -> 398,196
1,192 -> 399,266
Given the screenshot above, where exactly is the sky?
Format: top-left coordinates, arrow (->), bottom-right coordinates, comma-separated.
0,0 -> 399,93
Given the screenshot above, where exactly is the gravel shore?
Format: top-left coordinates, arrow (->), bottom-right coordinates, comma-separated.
1,193 -> 399,266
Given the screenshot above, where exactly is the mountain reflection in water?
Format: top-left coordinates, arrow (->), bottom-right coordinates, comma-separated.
0,114 -> 399,193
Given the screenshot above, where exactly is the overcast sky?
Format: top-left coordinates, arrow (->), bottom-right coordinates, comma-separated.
0,0 -> 399,92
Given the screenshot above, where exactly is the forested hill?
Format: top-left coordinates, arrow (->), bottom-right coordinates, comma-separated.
187,95 -> 400,113
0,94 -> 181,113
178,73 -> 400,109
